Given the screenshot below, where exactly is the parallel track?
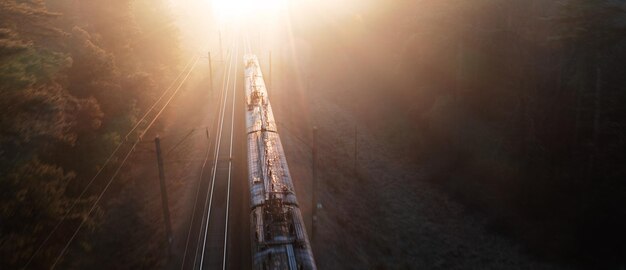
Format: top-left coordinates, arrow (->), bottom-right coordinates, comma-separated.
181,35 -> 244,270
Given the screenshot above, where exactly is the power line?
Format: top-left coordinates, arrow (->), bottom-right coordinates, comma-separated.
221,39 -> 240,270
276,121 -> 313,150
180,38 -> 236,270
22,55 -> 199,270
139,57 -> 200,141
125,57 -> 197,140
48,56 -> 200,269
165,128 -> 197,156
197,40 -> 237,269
50,140 -> 139,269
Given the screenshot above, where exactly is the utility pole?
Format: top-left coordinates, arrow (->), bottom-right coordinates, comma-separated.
311,126 -> 318,242
208,52 -> 213,93
268,51 -> 272,98
354,125 -> 358,174
155,136 -> 173,257
219,30 -> 223,62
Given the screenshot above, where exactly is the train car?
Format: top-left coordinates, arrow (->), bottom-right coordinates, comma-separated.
244,54 -> 317,270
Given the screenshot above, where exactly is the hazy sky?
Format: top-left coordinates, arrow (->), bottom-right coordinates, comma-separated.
165,0 -> 293,54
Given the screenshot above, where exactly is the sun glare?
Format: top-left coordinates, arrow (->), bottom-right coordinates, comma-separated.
210,0 -> 287,23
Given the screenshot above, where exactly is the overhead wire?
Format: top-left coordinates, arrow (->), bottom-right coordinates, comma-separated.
197,34 -> 238,270
21,55 -> 198,270
49,56 -> 200,270
165,128 -> 197,156
221,34 -> 240,270
125,57 -> 198,140
182,35 -> 237,270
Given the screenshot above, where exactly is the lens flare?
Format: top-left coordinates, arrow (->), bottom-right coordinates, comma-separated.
211,0 -> 287,23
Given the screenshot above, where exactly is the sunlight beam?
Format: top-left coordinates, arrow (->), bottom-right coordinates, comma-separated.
210,0 -> 287,24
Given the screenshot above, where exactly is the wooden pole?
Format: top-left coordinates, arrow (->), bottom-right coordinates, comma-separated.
155,136 -> 173,257
208,52 -> 213,93
354,125 -> 358,174
268,51 -> 272,98
219,31 -> 223,62
311,126 -> 318,241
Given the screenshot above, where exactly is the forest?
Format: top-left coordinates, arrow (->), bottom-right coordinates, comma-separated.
298,0 -> 626,267
0,0 -> 180,268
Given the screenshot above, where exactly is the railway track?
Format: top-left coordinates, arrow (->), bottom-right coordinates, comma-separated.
197,39 -> 238,270
180,30 -> 316,269
180,34 -> 249,270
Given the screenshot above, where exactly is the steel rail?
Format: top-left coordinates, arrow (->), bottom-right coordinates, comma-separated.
190,37 -> 235,269
197,38 -> 237,269
192,42 -> 234,269
180,47 -> 232,270
222,39 -> 240,270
